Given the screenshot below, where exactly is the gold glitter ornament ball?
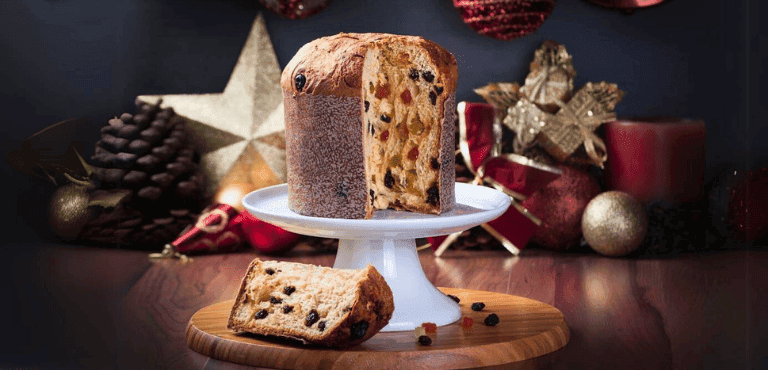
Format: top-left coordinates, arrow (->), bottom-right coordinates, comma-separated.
582,191 -> 647,257
49,183 -> 95,240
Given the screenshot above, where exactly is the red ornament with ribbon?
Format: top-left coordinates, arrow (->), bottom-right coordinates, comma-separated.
150,203 -> 301,261
429,102 -> 562,256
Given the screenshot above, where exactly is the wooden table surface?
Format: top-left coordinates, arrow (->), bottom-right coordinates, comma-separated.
1,243 -> 765,369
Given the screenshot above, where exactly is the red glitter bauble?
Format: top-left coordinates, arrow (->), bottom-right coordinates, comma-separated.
453,0 -> 557,41
522,165 -> 601,250
259,0 -> 331,20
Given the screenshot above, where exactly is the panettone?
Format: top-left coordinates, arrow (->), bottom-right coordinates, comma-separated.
282,33 -> 458,219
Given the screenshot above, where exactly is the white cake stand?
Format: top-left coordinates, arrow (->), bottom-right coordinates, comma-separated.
242,182 -> 511,332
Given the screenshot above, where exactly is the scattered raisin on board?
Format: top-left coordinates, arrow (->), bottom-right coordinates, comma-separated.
471,302 -> 485,311
484,313 -> 500,326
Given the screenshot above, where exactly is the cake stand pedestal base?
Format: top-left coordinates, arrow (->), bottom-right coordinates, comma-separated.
334,238 -> 460,331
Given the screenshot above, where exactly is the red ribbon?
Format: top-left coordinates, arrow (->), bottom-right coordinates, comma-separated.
430,102 -> 561,255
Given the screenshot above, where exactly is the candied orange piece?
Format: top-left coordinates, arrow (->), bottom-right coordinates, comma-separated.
375,84 -> 390,99
414,326 -> 426,340
460,316 -> 474,329
400,89 -> 412,105
421,322 -> 437,333
408,146 -> 419,160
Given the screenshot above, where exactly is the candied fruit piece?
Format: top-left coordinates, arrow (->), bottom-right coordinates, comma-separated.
375,84 -> 390,99
398,121 -> 410,137
484,313 -> 500,326
408,146 -> 419,161
460,316 -> 474,329
389,154 -> 402,167
418,335 -> 432,346
380,130 -> 390,142
408,116 -> 424,135
398,52 -> 410,64
421,322 -> 437,333
414,326 -> 426,339
405,171 -> 421,195
471,302 -> 485,311
400,89 -> 412,104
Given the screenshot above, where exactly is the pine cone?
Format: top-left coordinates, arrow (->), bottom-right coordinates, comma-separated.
77,99 -> 205,248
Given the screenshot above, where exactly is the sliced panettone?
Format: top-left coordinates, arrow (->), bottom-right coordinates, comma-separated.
228,259 -> 394,348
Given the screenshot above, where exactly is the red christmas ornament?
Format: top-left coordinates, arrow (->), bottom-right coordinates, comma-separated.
729,166 -> 768,243
522,164 -> 601,250
259,0 -> 331,20
171,204 -> 246,255
150,203 -> 301,260
239,209 -> 302,254
453,0 -> 557,41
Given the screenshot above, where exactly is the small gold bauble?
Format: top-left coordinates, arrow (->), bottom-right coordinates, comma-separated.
582,191 -> 647,257
49,184 -> 95,240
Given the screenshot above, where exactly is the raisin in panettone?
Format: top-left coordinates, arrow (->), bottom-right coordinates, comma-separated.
282,33 -> 458,219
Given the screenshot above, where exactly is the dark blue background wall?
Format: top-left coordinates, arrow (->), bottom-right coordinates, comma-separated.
0,0 -> 764,243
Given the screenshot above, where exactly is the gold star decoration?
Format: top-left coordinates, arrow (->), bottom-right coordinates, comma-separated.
138,13 -> 285,208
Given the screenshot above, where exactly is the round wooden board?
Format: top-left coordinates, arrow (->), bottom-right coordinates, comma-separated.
186,288 -> 569,370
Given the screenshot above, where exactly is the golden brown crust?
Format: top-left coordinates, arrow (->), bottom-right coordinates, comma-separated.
281,33 -> 458,98
314,266 -> 394,347
227,258 -> 262,331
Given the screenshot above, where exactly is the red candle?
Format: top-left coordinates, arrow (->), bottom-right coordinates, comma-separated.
604,118 -> 706,204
